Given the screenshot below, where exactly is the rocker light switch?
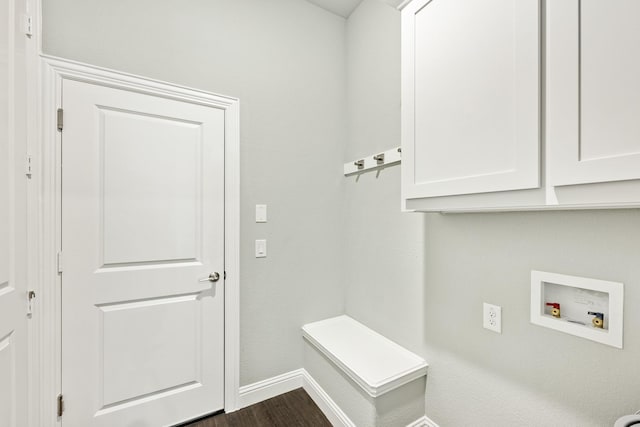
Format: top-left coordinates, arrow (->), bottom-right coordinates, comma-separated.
255,239 -> 267,258
256,205 -> 267,223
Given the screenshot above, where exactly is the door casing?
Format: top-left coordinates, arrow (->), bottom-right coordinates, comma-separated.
33,56 -> 241,427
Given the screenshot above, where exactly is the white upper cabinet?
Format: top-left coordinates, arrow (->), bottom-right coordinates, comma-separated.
401,0 -> 541,200
547,0 -> 640,187
402,0 -> 640,211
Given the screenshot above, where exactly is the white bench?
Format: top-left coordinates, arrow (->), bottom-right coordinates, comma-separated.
303,315 -> 428,427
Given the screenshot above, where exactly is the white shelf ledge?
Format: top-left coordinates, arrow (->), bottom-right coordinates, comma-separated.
302,315 -> 428,397
344,147 -> 401,176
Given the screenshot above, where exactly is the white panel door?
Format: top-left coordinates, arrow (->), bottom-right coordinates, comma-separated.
0,1 -> 27,426
61,79 -> 225,426
548,0 -> 640,186
402,0 -> 540,199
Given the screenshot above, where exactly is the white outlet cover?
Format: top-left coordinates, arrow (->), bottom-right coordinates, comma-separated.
483,303 -> 502,334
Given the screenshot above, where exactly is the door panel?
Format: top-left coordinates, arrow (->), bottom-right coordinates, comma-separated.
548,0 -> 640,186
62,79 -> 225,427
580,1 -> 640,162
0,0 -> 28,426
0,334 -> 16,427
100,295 -> 201,406
101,108 -> 202,265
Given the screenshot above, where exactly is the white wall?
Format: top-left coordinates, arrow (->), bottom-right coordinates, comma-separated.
42,0 -> 347,385
344,1 -> 640,426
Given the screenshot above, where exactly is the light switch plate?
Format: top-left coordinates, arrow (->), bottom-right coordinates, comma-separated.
256,204 -> 267,223
255,239 -> 267,258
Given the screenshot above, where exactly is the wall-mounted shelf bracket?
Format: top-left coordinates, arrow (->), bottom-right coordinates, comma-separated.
344,147 -> 401,176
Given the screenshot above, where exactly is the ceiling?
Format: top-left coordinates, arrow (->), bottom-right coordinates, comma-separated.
305,0 -> 364,17
305,0 -> 404,18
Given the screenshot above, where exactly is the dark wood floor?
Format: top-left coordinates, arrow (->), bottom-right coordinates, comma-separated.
184,388 -> 332,427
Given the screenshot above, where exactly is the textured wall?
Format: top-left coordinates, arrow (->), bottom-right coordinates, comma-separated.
42,0 -> 347,385
343,0 -> 425,351
344,0 -> 640,425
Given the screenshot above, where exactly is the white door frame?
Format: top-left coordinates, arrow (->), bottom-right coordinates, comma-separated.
33,55 -> 241,426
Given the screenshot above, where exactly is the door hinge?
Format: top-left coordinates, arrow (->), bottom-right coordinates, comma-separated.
27,290 -> 36,316
57,252 -> 63,273
25,154 -> 32,177
23,14 -> 33,37
224,271 -> 226,280
57,108 -> 63,131
57,394 -> 64,417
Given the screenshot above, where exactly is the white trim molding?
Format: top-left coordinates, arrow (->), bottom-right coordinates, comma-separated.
34,55 -> 241,425
238,369 -> 356,427
238,368 -> 433,427
301,370 -> 356,427
238,369 -> 305,409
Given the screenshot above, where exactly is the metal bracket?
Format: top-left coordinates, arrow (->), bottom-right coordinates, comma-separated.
373,153 -> 385,165
343,147 -> 401,176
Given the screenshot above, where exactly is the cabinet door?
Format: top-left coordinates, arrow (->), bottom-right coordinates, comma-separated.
402,0 -> 540,199
548,0 -> 640,186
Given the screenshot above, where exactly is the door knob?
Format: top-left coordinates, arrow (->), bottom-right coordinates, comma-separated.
199,272 -> 220,283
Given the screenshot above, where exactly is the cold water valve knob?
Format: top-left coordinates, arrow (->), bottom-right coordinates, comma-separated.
546,302 -> 561,318
588,311 -> 604,329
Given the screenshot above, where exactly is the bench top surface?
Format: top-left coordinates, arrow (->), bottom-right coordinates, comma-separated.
302,315 -> 428,397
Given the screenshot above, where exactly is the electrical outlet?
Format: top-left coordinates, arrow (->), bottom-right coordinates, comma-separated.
483,303 -> 502,333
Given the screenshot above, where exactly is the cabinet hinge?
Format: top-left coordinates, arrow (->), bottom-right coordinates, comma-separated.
57,252 -> 63,273
57,394 -> 64,417
224,271 -> 227,280
57,108 -> 63,131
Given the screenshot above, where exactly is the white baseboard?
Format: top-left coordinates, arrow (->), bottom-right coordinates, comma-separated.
407,415 -> 440,427
237,369 -> 304,409
301,369 -> 356,427
237,368 -> 432,427
237,368 -> 355,426
426,416 -> 440,427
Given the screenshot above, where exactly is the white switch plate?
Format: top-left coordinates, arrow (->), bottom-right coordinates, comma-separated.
255,239 -> 267,258
483,303 -> 502,334
256,204 -> 267,223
